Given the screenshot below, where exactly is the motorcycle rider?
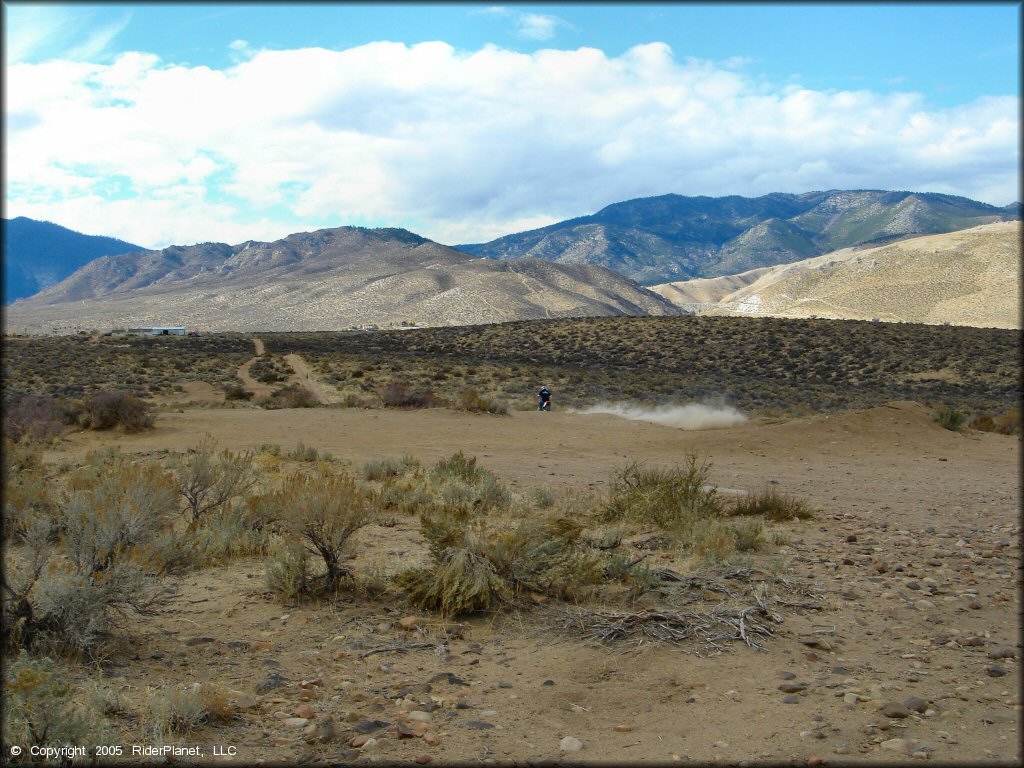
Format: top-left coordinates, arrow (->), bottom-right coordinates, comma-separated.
537,385 -> 552,411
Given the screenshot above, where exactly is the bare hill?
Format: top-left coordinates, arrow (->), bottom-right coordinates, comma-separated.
3,226 -> 681,333
651,221 -> 1020,329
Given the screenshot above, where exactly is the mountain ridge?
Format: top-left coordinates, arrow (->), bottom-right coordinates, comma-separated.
457,190 -> 1019,284
4,225 -> 682,334
2,217 -> 145,304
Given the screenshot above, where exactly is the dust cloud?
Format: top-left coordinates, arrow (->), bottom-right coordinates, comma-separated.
575,402 -> 747,430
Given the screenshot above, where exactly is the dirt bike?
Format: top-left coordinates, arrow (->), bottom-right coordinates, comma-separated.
538,397 -> 551,411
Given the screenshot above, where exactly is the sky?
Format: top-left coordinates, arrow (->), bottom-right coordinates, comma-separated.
3,1 -> 1020,250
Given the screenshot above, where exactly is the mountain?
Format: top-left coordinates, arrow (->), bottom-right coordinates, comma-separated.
2,217 -> 144,304
3,226 -> 682,333
457,190 -> 1020,285
651,221 -> 1020,329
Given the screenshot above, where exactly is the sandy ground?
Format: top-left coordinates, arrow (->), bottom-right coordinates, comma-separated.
39,398 -> 1021,766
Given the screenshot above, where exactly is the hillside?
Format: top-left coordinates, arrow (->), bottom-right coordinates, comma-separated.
458,190 -> 1019,284
652,221 -> 1021,329
2,217 -> 144,304
3,226 -> 682,333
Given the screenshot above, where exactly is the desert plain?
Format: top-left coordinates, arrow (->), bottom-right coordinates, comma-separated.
2,317 -> 1020,767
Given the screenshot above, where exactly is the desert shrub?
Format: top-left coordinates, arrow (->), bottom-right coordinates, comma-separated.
3,458 -> 175,655
994,407 -> 1021,435
258,383 -> 319,409
77,390 -> 155,432
378,474 -> 435,516
728,486 -> 815,521
600,456 -> 723,529
730,518 -> 765,552
199,683 -> 236,725
971,408 -> 1022,435
249,354 -> 295,384
3,468 -> 61,545
2,650 -> 107,758
223,384 -> 254,401
263,469 -> 376,593
427,452 -> 512,514
171,437 -> 256,531
149,686 -> 208,737
430,450 -> 486,485
691,520 -> 738,562
401,545 -> 508,616
264,539 -> 310,600
455,388 -> 508,415
378,379 -> 445,408
363,455 -> 421,482
530,485 -> 558,510
398,509 -> 607,616
287,441 -> 323,462
1,393 -> 68,443
935,405 -> 967,431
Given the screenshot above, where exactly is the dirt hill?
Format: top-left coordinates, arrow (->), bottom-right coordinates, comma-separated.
651,221 -> 1020,329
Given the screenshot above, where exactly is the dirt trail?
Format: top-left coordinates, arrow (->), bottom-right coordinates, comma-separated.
235,338 -> 275,398
284,352 -> 333,404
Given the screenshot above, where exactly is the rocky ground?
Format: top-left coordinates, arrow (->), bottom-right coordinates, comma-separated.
34,398 -> 1020,766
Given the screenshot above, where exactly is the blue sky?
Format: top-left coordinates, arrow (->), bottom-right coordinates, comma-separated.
4,2 -> 1020,249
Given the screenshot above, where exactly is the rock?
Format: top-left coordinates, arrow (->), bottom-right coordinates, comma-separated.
394,722 -> 418,739
349,735 -> 371,748
185,636 -> 216,647
843,693 -> 859,706
800,637 -> 835,651
294,704 -> 315,719
465,720 -> 495,730
613,725 -> 633,733
880,738 -> 908,753
353,719 -> 391,734
399,616 -> 423,631
236,695 -> 259,712
808,758 -> 825,766
904,697 -> 928,713
881,702 -> 910,719
560,737 -> 583,753
430,671 -> 469,686
779,683 -> 807,693
542,679 -> 555,686
782,695 -> 800,704
498,681 -> 513,688
255,672 -> 287,694
414,757 -> 432,765
284,717 -> 310,728
778,671 -> 797,680
407,711 -> 432,722
423,732 -> 440,746
985,666 -> 1007,677
308,716 -> 337,743
988,647 -> 1018,660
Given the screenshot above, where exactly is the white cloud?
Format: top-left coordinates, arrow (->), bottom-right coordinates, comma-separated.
516,13 -> 563,41
4,41 -> 1019,249
4,4 -> 130,64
